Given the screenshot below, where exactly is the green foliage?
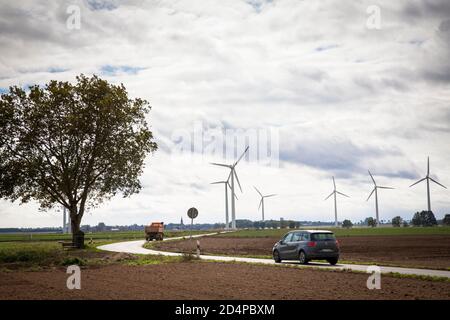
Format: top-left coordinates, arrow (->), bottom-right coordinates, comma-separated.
412,211 -> 437,227
61,257 -> 85,266
391,216 -> 402,227
180,252 -> 200,262
442,214 -> 450,226
365,217 -> 377,227
0,229 -> 213,243
342,219 -> 353,228
0,75 -> 157,234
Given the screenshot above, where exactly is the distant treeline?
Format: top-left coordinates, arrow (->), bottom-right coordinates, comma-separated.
4,215 -> 445,234
0,219 -> 320,233
0,227 -> 61,233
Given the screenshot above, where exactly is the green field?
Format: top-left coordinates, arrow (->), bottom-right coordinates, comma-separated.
0,229 -> 216,269
216,226 -> 450,238
0,229 -> 215,242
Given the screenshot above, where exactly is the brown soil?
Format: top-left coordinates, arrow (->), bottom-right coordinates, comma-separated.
0,262 -> 449,300
153,235 -> 450,269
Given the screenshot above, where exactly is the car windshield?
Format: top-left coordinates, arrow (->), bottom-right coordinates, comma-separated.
311,233 -> 335,241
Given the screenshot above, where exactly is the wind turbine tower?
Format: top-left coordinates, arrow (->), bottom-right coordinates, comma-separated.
410,157 -> 447,212
366,170 -> 394,226
211,146 -> 249,229
254,186 -> 277,221
324,176 -> 349,227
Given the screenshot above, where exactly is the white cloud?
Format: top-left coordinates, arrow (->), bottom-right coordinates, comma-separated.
1,0 -> 450,227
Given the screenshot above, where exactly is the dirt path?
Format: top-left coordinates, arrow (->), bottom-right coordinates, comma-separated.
153,235 -> 450,269
1,262 -> 449,300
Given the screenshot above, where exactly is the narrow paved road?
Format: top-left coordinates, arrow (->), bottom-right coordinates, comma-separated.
98,235 -> 450,279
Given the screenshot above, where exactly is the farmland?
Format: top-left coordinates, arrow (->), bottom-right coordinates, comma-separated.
1,260 -> 449,300
0,229 -> 212,242
0,229 -> 214,270
153,227 -> 450,270
1,227 -> 450,300
214,226 -> 450,238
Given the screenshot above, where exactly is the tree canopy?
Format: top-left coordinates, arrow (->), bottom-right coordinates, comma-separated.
365,217 -> 377,227
391,216 -> 402,227
342,219 -> 353,228
0,75 -> 157,236
411,211 -> 437,227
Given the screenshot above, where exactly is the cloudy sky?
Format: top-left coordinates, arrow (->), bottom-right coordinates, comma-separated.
1,0 -> 450,228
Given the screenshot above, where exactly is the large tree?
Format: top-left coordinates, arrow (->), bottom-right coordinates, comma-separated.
0,75 -> 157,240
411,211 -> 437,227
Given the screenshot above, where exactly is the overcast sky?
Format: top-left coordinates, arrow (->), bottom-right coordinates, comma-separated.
1,0 -> 450,228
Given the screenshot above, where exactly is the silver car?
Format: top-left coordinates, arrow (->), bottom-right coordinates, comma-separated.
272,230 -> 339,265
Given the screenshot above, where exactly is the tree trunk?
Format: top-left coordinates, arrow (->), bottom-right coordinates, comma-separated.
69,206 -> 83,247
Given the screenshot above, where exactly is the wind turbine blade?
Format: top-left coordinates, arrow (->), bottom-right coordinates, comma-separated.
378,186 -> 394,189
324,191 -> 334,201
235,146 -> 249,166
332,176 -> 336,190
258,199 -> 263,210
210,162 -> 232,168
234,169 -> 243,192
211,181 -> 226,185
409,177 -> 426,188
254,186 -> 263,197
368,170 -> 376,185
429,177 -> 447,189
366,188 -> 375,201
264,194 -> 277,198
337,191 -> 350,198
427,156 -> 430,177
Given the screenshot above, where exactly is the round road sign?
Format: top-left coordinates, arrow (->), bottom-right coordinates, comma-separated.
187,207 -> 198,219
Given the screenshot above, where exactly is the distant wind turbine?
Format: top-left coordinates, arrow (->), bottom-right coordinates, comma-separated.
254,186 -> 277,221
366,170 -> 394,226
211,176 -> 238,229
324,176 -> 349,227
410,157 -> 447,212
211,146 -> 249,229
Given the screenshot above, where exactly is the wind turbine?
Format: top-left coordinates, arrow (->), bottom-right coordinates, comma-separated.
410,157 -> 447,212
254,186 -> 277,221
366,170 -> 394,226
211,146 -> 249,229
211,177 -> 238,229
324,176 -> 349,227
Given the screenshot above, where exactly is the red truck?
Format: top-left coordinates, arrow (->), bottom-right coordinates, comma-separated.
145,222 -> 164,241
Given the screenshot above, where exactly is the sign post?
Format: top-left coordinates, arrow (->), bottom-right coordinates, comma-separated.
187,207 -> 198,241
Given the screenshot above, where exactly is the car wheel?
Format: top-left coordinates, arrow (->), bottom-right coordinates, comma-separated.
327,258 -> 338,265
299,251 -> 308,264
273,250 -> 281,263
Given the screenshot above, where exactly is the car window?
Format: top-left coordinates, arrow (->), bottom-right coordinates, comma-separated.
301,233 -> 310,241
291,232 -> 301,242
282,233 -> 293,242
311,233 -> 336,241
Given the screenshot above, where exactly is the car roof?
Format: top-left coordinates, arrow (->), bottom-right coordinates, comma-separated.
289,229 -> 334,233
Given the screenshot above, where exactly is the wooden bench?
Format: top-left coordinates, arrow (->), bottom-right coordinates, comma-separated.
58,241 -> 77,250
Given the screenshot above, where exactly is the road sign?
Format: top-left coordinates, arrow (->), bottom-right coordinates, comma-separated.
187,207 -> 198,219
187,207 -> 198,240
